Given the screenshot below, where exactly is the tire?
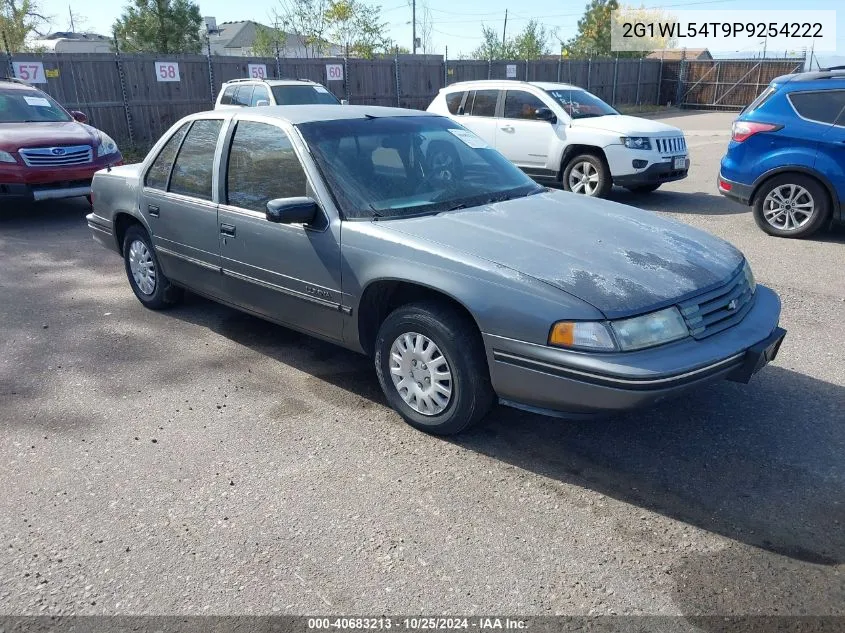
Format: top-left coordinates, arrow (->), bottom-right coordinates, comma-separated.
625,183 -> 661,193
752,173 -> 831,239
122,225 -> 183,309
562,153 -> 612,198
374,300 -> 495,435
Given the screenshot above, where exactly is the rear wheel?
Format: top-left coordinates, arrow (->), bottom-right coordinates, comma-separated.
122,225 -> 183,309
752,173 -> 830,238
562,153 -> 612,198
374,300 -> 495,435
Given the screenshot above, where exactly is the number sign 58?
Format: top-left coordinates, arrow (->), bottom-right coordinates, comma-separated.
155,61 -> 180,82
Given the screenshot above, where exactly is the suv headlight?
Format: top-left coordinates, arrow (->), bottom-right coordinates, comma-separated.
97,132 -> 119,157
0,150 -> 17,163
621,136 -> 651,150
549,306 -> 690,352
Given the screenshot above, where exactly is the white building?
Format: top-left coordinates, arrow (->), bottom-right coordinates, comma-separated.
29,32 -> 112,53
202,18 -> 342,58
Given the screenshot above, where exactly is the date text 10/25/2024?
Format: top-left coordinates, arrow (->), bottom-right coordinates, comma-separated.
308,619 -> 528,630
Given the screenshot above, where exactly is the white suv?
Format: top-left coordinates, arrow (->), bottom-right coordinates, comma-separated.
214,78 -> 343,110
427,80 -> 689,197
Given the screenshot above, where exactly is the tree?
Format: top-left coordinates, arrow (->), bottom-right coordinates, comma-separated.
416,0 -> 432,54
272,0 -> 330,57
565,0 -> 619,57
113,0 -> 203,54
252,22 -> 286,56
511,19 -> 550,60
1,0 -> 49,52
322,0 -> 391,59
470,24 -> 515,60
610,5 -> 677,55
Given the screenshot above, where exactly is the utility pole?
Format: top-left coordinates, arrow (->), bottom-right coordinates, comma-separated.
68,6 -> 76,32
412,0 -> 417,55
502,9 -> 508,49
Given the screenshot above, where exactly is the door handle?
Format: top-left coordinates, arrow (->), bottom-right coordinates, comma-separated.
220,223 -> 236,237
147,204 -> 159,217
500,125 -> 515,133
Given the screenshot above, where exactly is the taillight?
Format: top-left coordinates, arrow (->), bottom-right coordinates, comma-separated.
731,121 -> 782,142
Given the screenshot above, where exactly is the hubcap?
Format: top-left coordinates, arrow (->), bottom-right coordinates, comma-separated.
389,332 -> 453,416
568,161 -> 599,195
128,239 -> 156,295
762,184 -> 814,231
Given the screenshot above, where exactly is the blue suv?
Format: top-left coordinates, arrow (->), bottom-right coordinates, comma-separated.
718,69 -> 845,238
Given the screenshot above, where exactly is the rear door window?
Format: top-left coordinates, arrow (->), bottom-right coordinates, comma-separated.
168,119 -> 224,201
144,122 -> 190,190
467,90 -> 498,117
788,90 -> 845,125
503,90 -> 547,120
445,91 -> 466,114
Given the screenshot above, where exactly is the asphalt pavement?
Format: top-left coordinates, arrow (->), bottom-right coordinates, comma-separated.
1,111 -> 843,617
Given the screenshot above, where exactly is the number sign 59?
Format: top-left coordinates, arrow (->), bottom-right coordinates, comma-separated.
155,61 -> 181,82
13,61 -> 46,84
248,64 -> 267,79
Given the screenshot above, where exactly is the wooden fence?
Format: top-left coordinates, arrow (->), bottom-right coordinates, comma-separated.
1,52 -> 663,147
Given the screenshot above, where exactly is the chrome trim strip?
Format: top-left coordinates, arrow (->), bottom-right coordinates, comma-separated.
221,268 -> 341,310
155,246 -> 221,273
87,221 -> 112,236
32,185 -> 92,201
492,349 -> 745,387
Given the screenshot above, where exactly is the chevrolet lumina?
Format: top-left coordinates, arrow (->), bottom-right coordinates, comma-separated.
86,106 -> 785,435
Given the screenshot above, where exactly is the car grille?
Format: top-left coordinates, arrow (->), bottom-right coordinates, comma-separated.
678,267 -> 754,339
19,145 -> 93,167
655,136 -> 686,154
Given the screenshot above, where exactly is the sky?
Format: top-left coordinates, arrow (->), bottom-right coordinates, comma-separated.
39,0 -> 845,58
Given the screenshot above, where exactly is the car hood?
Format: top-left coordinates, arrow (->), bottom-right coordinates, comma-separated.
0,121 -> 98,151
570,114 -> 682,136
381,191 -> 744,319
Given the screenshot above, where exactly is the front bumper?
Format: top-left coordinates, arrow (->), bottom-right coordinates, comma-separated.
612,159 -> 689,187
485,285 -> 784,418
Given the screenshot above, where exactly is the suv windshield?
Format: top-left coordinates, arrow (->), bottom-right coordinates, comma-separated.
544,88 -> 617,119
271,85 -> 340,105
0,88 -> 72,123
297,115 -> 543,220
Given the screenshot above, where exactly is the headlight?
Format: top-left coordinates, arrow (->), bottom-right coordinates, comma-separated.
549,306 -> 690,352
742,260 -> 756,294
97,132 -> 119,157
621,136 -> 651,150
611,306 -> 689,351
0,150 -> 16,163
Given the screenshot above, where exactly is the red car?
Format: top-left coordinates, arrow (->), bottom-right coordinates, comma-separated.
0,77 -> 122,204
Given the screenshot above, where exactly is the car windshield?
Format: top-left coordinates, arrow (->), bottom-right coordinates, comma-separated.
544,88 -> 618,119
297,115 -> 544,220
0,89 -> 72,123
271,85 -> 340,105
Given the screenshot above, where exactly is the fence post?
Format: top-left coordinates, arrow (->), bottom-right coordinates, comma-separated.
675,51 -> 687,107
656,55 -> 664,105
611,54 -> 619,106
557,53 -> 562,83
205,36 -> 215,105
711,61 -> 721,105
275,40 -> 282,78
113,33 -> 135,149
344,44 -> 349,103
444,46 -> 448,87
635,56 -> 642,105
394,49 -> 401,107
586,56 -> 592,92
525,58 -> 529,81
488,57 -> 491,79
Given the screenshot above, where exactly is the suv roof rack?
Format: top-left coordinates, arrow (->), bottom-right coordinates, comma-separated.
223,77 -> 319,84
821,65 -> 845,71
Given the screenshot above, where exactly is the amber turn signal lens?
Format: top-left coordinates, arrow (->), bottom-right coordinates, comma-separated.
549,322 -> 575,346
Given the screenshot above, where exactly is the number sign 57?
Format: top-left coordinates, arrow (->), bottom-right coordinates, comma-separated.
13,61 -> 46,84
155,61 -> 180,82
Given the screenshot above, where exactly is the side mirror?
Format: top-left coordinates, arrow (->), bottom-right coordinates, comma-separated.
535,107 -> 557,123
255,99 -> 271,107
70,110 -> 88,124
266,197 -> 319,224
340,99 -> 349,105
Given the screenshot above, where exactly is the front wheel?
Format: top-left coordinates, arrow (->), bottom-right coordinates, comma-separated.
374,301 -> 495,435
122,225 -> 183,309
562,153 -> 612,198
752,173 -> 830,238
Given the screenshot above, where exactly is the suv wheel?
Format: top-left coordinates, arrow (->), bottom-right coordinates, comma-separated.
753,173 -> 830,239
122,225 -> 183,309
374,301 -> 495,435
563,153 -> 612,198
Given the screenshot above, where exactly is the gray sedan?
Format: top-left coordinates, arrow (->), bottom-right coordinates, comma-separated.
86,106 -> 785,435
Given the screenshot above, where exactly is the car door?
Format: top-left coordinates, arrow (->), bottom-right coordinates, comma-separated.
495,89 -> 557,168
217,118 -> 343,341
815,90 -> 845,217
454,89 -> 499,147
141,117 -> 225,299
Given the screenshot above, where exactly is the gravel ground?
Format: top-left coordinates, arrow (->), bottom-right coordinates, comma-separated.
1,111 -> 843,617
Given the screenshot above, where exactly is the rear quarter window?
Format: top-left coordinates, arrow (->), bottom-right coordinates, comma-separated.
220,85 -> 237,105
787,90 -> 845,125
445,91 -> 465,114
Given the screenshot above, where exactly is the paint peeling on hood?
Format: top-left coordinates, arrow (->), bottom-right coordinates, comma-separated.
380,190 -> 744,319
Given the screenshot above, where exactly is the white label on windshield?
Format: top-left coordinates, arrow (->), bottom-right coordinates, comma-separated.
448,128 -> 488,148
314,86 -> 329,93
24,96 -> 51,107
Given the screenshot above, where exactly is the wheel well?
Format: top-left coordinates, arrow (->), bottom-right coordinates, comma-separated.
750,169 -> 834,210
357,281 -> 480,357
558,145 -> 609,180
113,213 -> 143,254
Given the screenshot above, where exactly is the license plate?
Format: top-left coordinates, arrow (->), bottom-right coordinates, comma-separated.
673,156 -> 686,170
